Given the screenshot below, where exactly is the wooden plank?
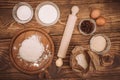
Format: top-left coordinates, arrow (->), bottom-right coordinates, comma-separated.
0,0 -> 120,9
0,21 -> 120,39
0,2 -> 120,36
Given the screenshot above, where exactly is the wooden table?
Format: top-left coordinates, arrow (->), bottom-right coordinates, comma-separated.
0,0 -> 120,80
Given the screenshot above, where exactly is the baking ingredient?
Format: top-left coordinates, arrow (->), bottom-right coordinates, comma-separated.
76,54 -> 88,69
19,35 -> 44,62
80,20 -> 95,34
96,17 -> 106,26
90,35 -> 106,52
90,9 -> 101,19
17,5 -> 32,21
56,6 -> 79,67
38,4 -> 58,24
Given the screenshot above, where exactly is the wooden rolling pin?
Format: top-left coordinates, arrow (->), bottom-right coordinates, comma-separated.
56,6 -> 79,67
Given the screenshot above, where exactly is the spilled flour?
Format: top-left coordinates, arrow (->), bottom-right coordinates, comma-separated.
19,35 -> 44,62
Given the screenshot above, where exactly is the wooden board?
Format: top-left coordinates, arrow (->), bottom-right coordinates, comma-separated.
0,0 -> 120,80
10,28 -> 54,74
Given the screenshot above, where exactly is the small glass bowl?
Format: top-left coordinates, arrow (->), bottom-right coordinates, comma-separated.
90,34 -> 111,55
12,2 -> 33,24
78,19 -> 96,35
35,1 -> 60,26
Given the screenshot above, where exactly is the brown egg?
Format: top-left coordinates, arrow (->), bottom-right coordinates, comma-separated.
90,9 -> 101,19
96,17 -> 106,26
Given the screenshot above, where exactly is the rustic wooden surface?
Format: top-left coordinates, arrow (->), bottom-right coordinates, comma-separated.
0,0 -> 120,80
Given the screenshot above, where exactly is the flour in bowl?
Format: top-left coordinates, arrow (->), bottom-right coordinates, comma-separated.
19,35 -> 44,62
90,35 -> 106,52
38,4 -> 58,24
17,5 -> 32,21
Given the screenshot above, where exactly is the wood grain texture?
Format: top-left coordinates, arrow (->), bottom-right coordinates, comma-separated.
0,0 -> 120,80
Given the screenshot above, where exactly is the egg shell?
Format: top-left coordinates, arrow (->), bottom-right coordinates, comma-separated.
90,9 -> 101,19
96,17 -> 106,26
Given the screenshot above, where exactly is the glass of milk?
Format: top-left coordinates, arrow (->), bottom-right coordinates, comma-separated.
12,2 -> 33,24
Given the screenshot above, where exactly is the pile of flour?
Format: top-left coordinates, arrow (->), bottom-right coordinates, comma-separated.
19,35 -> 44,62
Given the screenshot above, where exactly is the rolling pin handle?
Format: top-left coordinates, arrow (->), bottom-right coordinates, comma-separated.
56,57 -> 63,67
71,6 -> 79,16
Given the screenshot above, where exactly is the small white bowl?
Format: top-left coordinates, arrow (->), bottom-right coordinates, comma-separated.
78,19 -> 96,35
35,1 -> 60,26
12,2 -> 33,24
90,34 -> 111,55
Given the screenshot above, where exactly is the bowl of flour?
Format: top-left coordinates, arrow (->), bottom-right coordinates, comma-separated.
35,1 -> 60,26
90,34 -> 111,54
12,2 -> 33,24
10,28 -> 54,74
